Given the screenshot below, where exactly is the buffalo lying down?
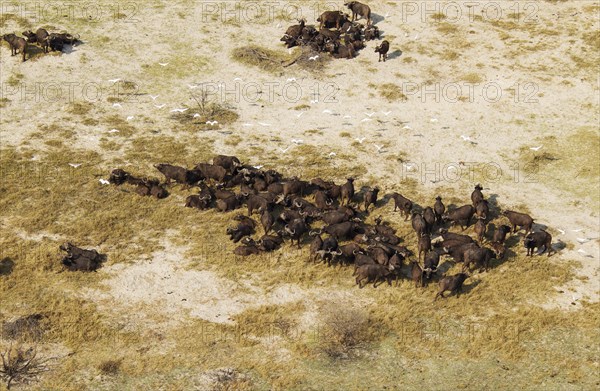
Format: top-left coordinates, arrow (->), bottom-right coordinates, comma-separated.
60,243 -> 106,272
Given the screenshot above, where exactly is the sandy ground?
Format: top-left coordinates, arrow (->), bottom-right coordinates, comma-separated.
1,0 -> 599,351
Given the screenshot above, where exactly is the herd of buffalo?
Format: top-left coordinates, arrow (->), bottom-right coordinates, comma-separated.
61,154 -> 555,301
280,1 -> 390,61
2,27 -> 80,61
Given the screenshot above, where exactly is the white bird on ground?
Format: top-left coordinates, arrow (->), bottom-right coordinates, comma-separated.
344,115 -> 351,119
126,116 -> 134,121
365,112 -> 375,117
108,78 -> 121,83
361,118 -> 372,122
323,109 -> 332,114
171,108 -> 188,113
108,129 -> 119,133
557,229 -> 565,235
384,12 -> 389,18
296,112 -> 304,118
99,179 -> 110,185
430,118 -> 438,123
154,104 -> 166,109
309,55 -> 319,61
403,163 -> 416,172
158,62 -> 169,66
291,139 -> 304,144
310,99 -> 319,104
328,152 -> 336,157
279,146 -> 291,153
193,113 -> 201,118
374,144 -> 384,152
576,238 -> 591,243
150,95 -> 159,100
68,163 -> 82,168
206,120 -> 218,126
530,146 -> 542,151
253,165 -> 264,169
354,137 -> 366,143
276,22 -> 282,28
288,48 -> 293,55
577,249 -> 587,254
287,77 -> 296,82
402,125 -> 412,130
112,103 -> 122,108
461,135 -> 476,143
381,111 -> 391,116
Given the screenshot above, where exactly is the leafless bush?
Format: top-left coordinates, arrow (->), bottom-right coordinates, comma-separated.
0,344 -> 50,389
319,306 -> 370,359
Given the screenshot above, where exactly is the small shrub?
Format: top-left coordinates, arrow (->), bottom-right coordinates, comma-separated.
98,359 -> 122,375
318,306 -> 370,359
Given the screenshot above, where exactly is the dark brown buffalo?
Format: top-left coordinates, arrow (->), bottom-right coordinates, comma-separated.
23,28 -> 49,53
524,230 -> 554,257
475,199 -> 489,220
195,163 -> 227,183
471,184 -> 484,206
463,247 -> 495,272
418,233 -> 431,262
340,177 -> 355,206
233,244 -> 260,256
363,187 -> 379,211
444,242 -> 479,263
442,205 -> 475,230
212,155 -> 241,173
411,213 -> 426,236
434,196 -> 445,223
503,210 -> 534,234
344,1 -> 371,24
216,195 -> 241,212
317,10 -> 349,29
355,264 -> 395,288
492,225 -> 511,244
474,218 -> 486,243
375,40 -> 389,62
60,243 -> 105,272
391,193 -> 413,220
423,207 -> 436,234
435,273 -> 469,300
260,208 -> 274,234
411,261 -> 424,288
3,34 -> 28,62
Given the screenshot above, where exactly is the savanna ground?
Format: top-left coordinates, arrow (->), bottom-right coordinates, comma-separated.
0,0 -> 599,390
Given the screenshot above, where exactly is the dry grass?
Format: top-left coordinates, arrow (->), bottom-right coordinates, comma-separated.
376,83 -> 408,102
231,45 -> 293,74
